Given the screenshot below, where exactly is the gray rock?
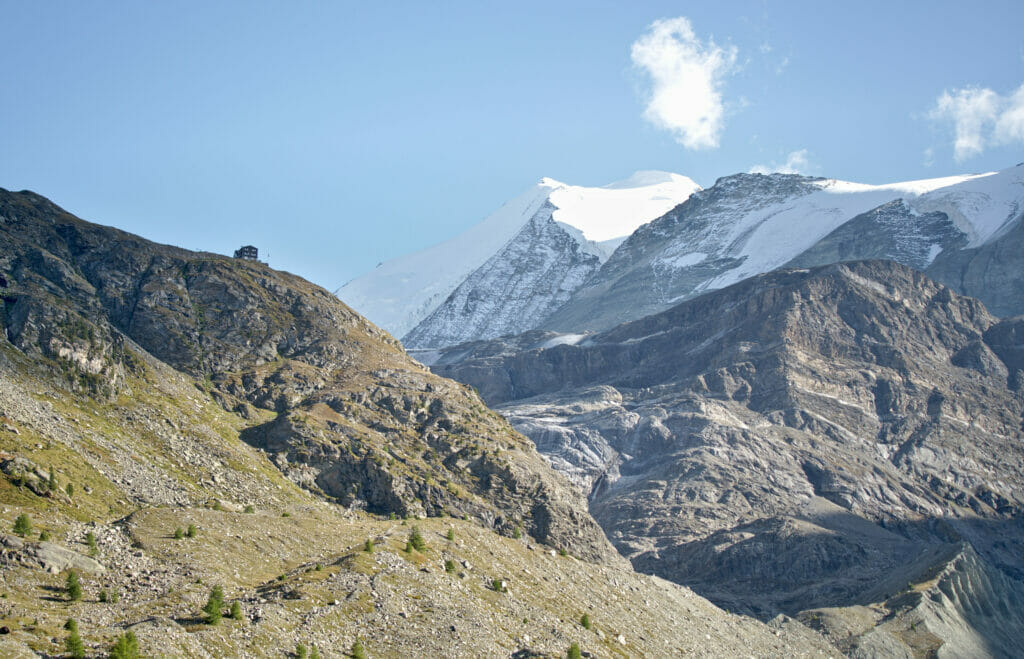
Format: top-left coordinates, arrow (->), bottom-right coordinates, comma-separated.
926,212 -> 1024,318
431,260 -> 1024,651
1,534 -> 105,574
786,199 -> 968,271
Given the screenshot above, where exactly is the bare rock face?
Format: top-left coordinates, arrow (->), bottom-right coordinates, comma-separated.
786,194 -> 1024,321
430,260 -> 1024,652
542,173 -> 825,334
926,213 -> 1024,319
807,543 -> 1024,658
0,187 -> 620,564
786,199 -> 968,272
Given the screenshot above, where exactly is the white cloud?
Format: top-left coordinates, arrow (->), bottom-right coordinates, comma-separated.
750,149 -> 813,175
631,17 -> 737,150
929,87 -> 999,161
994,84 -> 1024,144
928,83 -> 1024,161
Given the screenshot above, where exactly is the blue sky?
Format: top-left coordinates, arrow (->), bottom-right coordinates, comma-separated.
2,1 -> 1022,291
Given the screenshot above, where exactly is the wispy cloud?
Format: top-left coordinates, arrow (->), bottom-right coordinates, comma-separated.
923,147 -> 935,167
631,17 -> 737,150
750,149 -> 813,175
928,83 -> 1024,161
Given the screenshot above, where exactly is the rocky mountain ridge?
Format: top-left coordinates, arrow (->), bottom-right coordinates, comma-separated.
430,259 -> 1024,656
543,164 -> 1024,334
0,186 -> 616,562
0,346 -> 833,657
342,163 -> 1024,352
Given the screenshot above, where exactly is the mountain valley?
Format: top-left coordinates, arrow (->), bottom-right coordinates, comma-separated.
0,187 -> 841,657
4,159 -> 1024,657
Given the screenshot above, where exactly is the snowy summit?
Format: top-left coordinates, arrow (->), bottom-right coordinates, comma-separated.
336,172 -> 700,339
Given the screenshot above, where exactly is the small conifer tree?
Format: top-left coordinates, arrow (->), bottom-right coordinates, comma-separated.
244,504 -> 255,513
568,642 -> 582,659
203,585 -> 224,625
39,530 -> 50,541
446,528 -> 455,541
12,513 -> 32,537
230,600 -> 243,621
85,531 -> 97,556
408,526 -> 426,552
66,625 -> 85,659
310,646 -> 321,659
364,538 -> 374,553
351,638 -> 367,659
66,482 -> 74,497
296,643 -> 308,659
109,630 -> 139,659
66,570 -> 82,601
64,618 -> 78,632
173,527 -> 184,540
48,465 -> 57,490
444,559 -> 456,573
99,589 -> 108,603
580,613 -> 591,629
186,524 -> 198,538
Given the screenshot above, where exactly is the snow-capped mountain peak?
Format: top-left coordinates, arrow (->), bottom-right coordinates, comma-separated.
337,172 -> 700,339
544,163 -> 1024,333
